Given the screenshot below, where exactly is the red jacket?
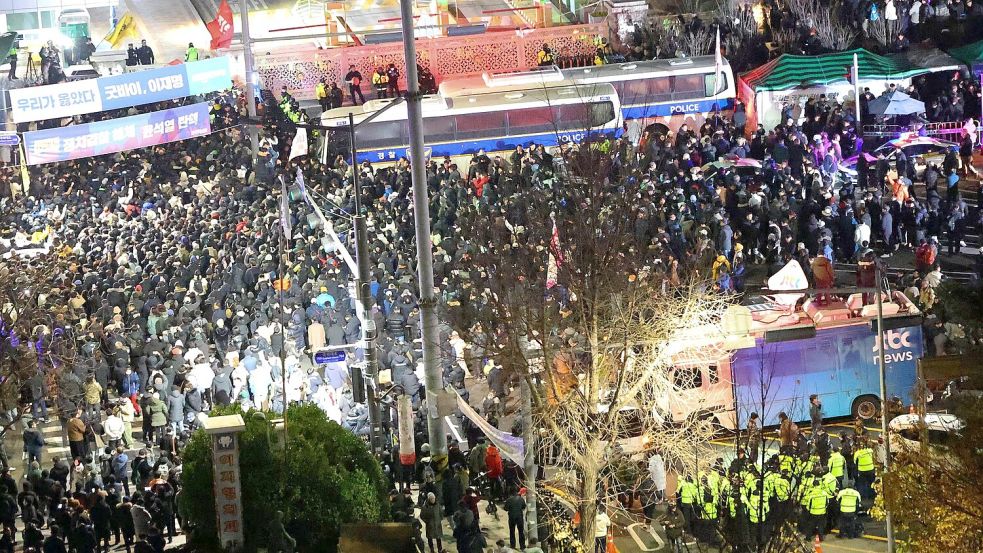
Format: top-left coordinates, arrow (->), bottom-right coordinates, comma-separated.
485,445 -> 503,479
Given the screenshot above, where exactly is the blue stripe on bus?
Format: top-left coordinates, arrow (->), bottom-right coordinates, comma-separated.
355,129 -> 612,164
622,98 -> 734,119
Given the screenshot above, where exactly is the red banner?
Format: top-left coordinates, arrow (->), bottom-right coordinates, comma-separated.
206,0 -> 234,50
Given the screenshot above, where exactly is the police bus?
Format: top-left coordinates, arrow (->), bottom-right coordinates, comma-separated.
564,56 -> 736,137
318,81 -> 621,164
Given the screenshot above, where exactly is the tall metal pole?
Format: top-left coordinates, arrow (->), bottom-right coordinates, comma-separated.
853,53 -> 861,126
399,0 -> 447,461
521,379 -> 538,541
874,261 -> 896,553
239,1 -> 259,157
349,113 -> 384,456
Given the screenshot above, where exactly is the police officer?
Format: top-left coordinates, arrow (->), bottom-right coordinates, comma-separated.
185,42 -> 199,62
6,43 -> 16,80
853,440 -> 876,500
803,483 -> 830,540
828,446 -> 847,488
677,475 -> 698,535
836,482 -> 862,538
315,78 -> 329,111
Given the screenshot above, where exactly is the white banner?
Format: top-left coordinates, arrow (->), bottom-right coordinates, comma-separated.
10,79 -> 102,123
454,390 -> 525,466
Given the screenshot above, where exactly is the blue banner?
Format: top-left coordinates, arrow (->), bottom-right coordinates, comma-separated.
9,58 -> 233,123
23,102 -> 212,165
99,65 -> 191,110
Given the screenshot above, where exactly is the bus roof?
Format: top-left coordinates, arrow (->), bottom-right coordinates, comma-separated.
439,56 -> 732,97
741,291 -> 922,334
563,56 -> 732,82
320,83 -> 618,126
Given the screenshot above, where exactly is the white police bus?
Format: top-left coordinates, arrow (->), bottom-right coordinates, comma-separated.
319,81 -> 621,164
563,56 -> 736,136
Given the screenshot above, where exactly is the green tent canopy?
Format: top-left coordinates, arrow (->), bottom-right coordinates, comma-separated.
740,48 -> 930,91
949,39 -> 983,68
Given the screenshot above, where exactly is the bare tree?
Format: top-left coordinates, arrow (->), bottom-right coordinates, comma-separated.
0,253 -> 79,435
447,123 -> 733,548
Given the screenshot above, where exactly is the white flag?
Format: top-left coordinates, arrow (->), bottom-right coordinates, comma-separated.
288,127 -> 308,161
713,27 -> 722,96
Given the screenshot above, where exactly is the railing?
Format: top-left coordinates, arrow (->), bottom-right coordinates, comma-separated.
254,23 -> 606,101
861,121 -> 968,139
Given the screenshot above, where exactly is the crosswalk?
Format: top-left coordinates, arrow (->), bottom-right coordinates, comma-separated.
10,413 -> 155,471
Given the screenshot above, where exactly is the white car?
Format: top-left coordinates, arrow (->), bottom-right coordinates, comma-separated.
888,412 -> 965,453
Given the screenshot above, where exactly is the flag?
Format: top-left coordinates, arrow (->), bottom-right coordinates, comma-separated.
104,13 -> 139,49
18,143 -> 30,196
294,166 -> 307,196
546,218 -> 560,289
280,177 -> 292,241
288,127 -> 308,161
713,27 -> 722,96
206,0 -> 235,50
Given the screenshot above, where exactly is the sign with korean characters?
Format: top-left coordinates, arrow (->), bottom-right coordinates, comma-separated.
22,102 -> 211,165
201,414 -> 246,550
9,57 -> 232,123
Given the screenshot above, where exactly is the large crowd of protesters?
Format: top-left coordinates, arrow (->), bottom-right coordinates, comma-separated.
1,1 -> 983,549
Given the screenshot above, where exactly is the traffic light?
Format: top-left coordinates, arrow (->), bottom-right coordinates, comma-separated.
844,66 -> 852,84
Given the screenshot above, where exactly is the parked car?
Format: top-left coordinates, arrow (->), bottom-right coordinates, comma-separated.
888,412 -> 965,453
836,136 -> 958,187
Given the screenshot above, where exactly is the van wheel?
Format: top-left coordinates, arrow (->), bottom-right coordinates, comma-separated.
852,395 -> 880,420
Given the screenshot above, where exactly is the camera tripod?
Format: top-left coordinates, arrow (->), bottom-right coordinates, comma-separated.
25,52 -> 41,84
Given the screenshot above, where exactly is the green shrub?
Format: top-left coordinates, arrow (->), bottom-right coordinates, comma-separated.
179,403 -> 390,552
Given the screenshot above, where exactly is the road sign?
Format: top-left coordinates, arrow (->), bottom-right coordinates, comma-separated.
314,349 -> 347,364
0,132 -> 20,146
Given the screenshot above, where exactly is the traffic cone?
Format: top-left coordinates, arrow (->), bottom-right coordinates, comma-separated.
813,534 -> 823,553
607,525 -> 618,553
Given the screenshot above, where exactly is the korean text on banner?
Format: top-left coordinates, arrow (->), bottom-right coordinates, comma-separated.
9,79 -> 102,122
23,102 -> 212,165
9,58 -> 233,124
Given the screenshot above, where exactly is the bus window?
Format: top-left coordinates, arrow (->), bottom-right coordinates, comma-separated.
588,101 -> 616,127
505,106 -> 554,136
707,365 -> 720,384
646,76 -> 672,102
673,367 -> 703,389
704,73 -> 728,97
557,102 -> 615,130
357,120 -> 407,149
673,74 -> 705,101
423,116 -> 456,143
455,112 -> 507,140
621,79 -> 650,105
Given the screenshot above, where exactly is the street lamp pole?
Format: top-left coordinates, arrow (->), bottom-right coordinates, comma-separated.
875,261 -> 896,553
349,112 -> 384,457
239,0 -> 259,158
398,0 -> 447,462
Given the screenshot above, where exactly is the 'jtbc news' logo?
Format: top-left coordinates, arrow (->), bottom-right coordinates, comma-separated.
871,330 -> 915,363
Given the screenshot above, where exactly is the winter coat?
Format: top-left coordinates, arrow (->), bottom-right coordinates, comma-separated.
147,396 -> 169,427
83,381 -> 103,405
420,500 -> 442,538
485,446 -> 504,479
166,390 -> 185,422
